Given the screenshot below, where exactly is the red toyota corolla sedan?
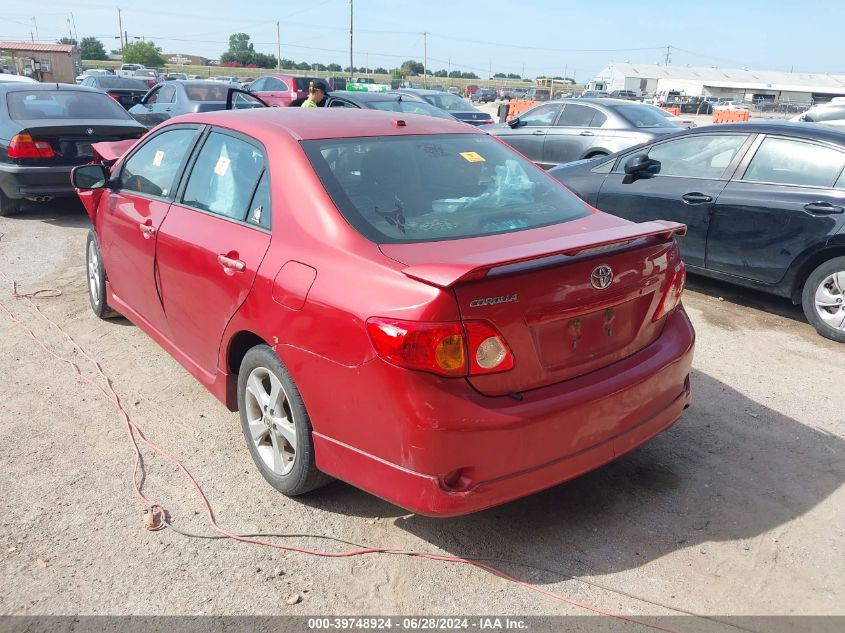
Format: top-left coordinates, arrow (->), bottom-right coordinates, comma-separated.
72,108 -> 694,517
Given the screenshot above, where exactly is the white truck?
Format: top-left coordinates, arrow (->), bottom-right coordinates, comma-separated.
117,63 -> 145,78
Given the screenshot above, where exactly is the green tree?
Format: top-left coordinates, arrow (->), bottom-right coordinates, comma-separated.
493,72 -> 506,78
373,67 -> 387,74
460,72 -> 478,79
400,59 -> 424,76
228,33 -> 254,54
327,63 -> 342,72
57,37 -> 77,45
79,37 -> 107,60
506,73 -> 521,79
447,70 -> 462,78
433,69 -> 448,78
121,41 -> 165,67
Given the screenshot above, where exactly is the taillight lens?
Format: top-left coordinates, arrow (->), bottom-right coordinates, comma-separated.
8,133 -> 55,159
653,263 -> 686,321
107,92 -> 120,100
366,318 -> 513,377
464,321 -> 514,375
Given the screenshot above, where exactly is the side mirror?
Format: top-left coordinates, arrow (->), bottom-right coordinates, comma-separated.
507,116 -> 522,128
623,154 -> 660,183
71,164 -> 109,190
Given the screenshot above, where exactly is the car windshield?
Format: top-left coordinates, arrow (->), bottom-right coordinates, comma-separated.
7,90 -> 133,120
95,77 -> 148,89
611,104 -> 679,128
184,85 -> 230,101
302,133 -> 590,244
368,100 -> 454,120
421,93 -> 474,112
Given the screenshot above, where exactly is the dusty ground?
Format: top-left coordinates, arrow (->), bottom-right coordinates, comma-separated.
0,199 -> 843,627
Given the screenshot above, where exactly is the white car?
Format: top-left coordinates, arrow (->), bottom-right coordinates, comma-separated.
75,68 -> 110,84
0,72 -> 37,83
713,101 -> 749,111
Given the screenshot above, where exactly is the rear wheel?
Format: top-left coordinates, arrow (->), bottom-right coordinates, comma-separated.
0,190 -> 22,217
237,345 -> 331,496
86,230 -> 119,319
802,257 -> 845,343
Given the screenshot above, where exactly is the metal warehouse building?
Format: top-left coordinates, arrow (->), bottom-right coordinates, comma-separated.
589,63 -> 845,104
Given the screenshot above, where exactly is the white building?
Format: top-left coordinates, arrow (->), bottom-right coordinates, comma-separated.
589,63 -> 845,104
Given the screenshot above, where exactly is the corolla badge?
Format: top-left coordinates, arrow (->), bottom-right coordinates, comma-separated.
469,294 -> 518,308
590,265 -> 614,290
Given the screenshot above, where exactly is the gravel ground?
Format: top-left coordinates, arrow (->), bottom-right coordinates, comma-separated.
0,199 -> 843,625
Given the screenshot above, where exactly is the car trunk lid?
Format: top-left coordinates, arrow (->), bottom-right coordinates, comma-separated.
380,216 -> 686,396
14,121 -> 144,167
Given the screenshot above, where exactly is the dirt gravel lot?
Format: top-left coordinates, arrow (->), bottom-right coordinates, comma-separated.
1,199 -> 843,628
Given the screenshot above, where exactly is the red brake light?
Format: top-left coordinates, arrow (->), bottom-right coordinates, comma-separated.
366,318 -> 514,377
107,92 -> 120,100
8,133 -> 55,159
464,321 -> 514,375
653,263 -> 686,321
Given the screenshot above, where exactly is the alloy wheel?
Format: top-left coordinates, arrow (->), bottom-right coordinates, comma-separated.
814,271 -> 845,331
244,367 -> 297,475
87,240 -> 101,306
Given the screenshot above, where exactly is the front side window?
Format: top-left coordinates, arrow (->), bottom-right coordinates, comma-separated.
119,128 -> 198,197
329,99 -> 355,108
636,134 -> 748,179
302,133 -> 590,244
743,137 -> 845,188
518,103 -> 561,127
158,85 -> 177,103
182,132 -> 266,221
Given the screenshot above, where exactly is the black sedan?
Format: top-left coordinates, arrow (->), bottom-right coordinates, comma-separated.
79,75 -> 149,109
395,89 -> 494,126
0,83 -> 146,216
324,91 -> 457,120
128,80 -> 266,129
550,121 -> 845,342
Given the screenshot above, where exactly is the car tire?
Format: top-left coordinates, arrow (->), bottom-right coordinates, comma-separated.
237,345 -> 332,496
0,190 -> 22,217
802,257 -> 845,343
85,230 -> 119,319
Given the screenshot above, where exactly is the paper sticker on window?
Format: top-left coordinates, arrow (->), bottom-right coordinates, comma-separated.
459,151 -> 486,163
214,155 -> 231,176
152,150 -> 165,167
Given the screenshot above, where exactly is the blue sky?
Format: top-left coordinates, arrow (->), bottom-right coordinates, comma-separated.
2,0 -> 842,80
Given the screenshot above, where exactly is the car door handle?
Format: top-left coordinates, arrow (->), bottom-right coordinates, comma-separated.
804,201 -> 844,214
218,254 -> 246,274
532,130 -> 545,136
139,221 -> 156,239
579,130 -> 594,136
681,192 -> 713,204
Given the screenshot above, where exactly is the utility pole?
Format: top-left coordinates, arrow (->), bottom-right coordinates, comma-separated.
522,62 -> 525,79
489,59 -> 492,82
32,17 -> 39,41
67,17 -> 74,41
664,44 -> 671,66
423,31 -> 428,86
118,8 -> 125,50
349,0 -> 353,76
276,21 -> 281,71
70,12 -> 78,41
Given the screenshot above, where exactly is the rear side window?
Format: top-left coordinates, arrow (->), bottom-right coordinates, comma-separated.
182,132 -> 266,222
557,104 -> 599,127
743,137 -> 845,188
519,103 -> 560,126
266,78 -> 290,91
611,104 -> 679,129
295,78 -> 326,91
302,133 -> 590,244
184,85 -> 230,101
119,128 -> 197,197
6,90 -> 131,120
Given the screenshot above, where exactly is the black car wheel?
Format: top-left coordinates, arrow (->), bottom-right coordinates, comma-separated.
802,257 -> 845,343
0,190 -> 22,217
238,345 -> 332,496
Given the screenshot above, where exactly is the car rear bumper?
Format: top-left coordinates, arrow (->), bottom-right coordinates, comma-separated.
0,164 -> 76,199
293,308 -> 695,517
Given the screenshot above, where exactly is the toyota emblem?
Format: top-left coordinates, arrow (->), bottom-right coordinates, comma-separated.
86,128 -> 94,135
590,265 -> 613,290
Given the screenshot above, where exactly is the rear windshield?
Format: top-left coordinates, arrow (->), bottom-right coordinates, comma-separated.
184,85 -> 230,101
302,134 -> 590,243
95,77 -> 148,89
6,90 -> 133,120
295,77 -> 327,91
611,104 -> 679,128
421,93 -> 473,112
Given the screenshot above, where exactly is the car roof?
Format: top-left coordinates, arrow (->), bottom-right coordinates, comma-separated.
168,107 -> 480,141
396,88 -> 454,96
686,120 -> 845,142
0,82 -> 102,94
330,90 -> 419,102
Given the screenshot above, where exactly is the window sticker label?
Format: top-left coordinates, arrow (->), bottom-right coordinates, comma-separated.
152,150 -> 165,167
214,155 -> 231,177
459,151 -> 486,163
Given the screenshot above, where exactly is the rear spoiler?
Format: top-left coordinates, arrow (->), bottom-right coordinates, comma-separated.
92,139 -> 138,164
401,220 -> 686,288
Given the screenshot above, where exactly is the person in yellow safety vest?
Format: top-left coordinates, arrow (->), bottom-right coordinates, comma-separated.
301,82 -> 327,108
